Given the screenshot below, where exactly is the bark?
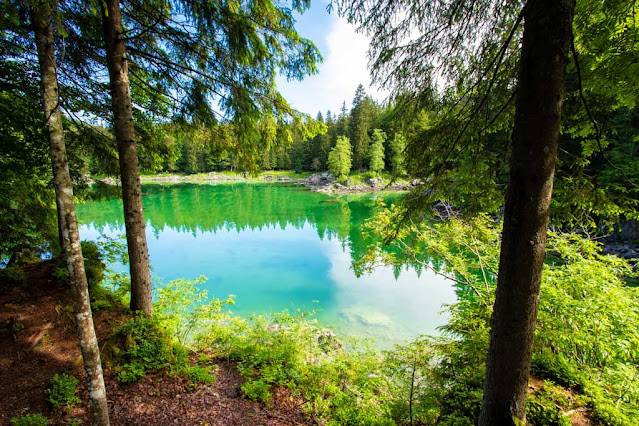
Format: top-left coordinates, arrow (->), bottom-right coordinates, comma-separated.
31,2 -> 110,425
101,0 -> 153,316
478,0 -> 576,424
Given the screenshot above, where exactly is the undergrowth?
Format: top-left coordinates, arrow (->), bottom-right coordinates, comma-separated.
91,214 -> 638,424
47,373 -> 81,410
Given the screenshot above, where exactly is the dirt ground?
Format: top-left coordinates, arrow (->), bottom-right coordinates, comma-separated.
0,261 -> 312,425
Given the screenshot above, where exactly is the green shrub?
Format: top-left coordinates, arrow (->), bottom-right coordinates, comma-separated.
106,314 -> 218,388
241,379 -> 271,405
48,373 -> 81,409
180,364 -> 217,388
526,382 -> 572,426
106,316 -> 174,383
54,241 -> 105,289
0,266 -> 26,285
10,412 -> 48,426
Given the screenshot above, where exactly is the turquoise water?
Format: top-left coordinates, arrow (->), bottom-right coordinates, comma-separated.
77,183 -> 456,346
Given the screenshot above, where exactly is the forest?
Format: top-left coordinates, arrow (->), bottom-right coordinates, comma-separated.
1,0 -> 638,425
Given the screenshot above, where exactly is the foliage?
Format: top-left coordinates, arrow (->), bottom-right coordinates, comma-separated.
359,207 -> 639,424
9,412 -> 48,426
199,310 -> 397,424
47,373 -> 81,409
54,241 -> 107,291
0,61 -> 57,261
106,315 -> 176,383
369,129 -> 386,176
327,136 -> 352,180
0,267 -> 26,285
104,277 -> 228,387
389,133 -> 406,177
154,276 -> 235,346
241,379 -> 272,405
526,381 -> 574,426
105,314 -> 216,387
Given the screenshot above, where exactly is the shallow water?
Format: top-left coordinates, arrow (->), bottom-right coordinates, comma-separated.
77,183 -> 456,347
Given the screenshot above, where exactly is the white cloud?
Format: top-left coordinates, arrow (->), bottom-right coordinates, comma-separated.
276,14 -> 389,116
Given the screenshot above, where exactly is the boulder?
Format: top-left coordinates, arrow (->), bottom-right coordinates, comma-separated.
365,177 -> 384,187
620,220 -> 639,242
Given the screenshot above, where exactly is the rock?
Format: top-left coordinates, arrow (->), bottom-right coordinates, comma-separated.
341,307 -> 392,327
620,220 -> 639,242
344,178 -> 354,187
365,177 -> 384,187
306,174 -> 321,185
317,329 -> 343,352
411,179 -> 420,186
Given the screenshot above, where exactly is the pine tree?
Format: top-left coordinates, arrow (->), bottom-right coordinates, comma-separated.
389,132 -> 406,176
369,128 -> 386,175
349,85 -> 379,171
101,0 -> 153,316
30,1 -> 110,423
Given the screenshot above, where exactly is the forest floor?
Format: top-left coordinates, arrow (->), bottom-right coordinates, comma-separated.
0,261 -> 312,426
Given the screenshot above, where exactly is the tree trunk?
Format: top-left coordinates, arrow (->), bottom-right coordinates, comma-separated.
101,0 -> 153,316
478,0 -> 576,424
31,2 -> 110,425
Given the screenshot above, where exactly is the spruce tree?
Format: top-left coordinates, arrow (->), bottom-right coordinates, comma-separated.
30,1 -> 110,422
389,132 -> 406,176
369,128 -> 386,175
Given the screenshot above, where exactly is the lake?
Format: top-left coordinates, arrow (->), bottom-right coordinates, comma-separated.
77,183 -> 456,346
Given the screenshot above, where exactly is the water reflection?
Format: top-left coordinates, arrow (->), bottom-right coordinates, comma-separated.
77,183 -> 457,346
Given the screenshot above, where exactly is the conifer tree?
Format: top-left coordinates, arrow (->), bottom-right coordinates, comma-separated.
369,128 -> 386,175
389,132 -> 406,176
30,1 -> 110,422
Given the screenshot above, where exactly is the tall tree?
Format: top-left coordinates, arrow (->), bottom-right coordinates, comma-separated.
349,84 -> 378,171
337,0 -> 577,422
101,0 -> 153,315
479,0 -> 575,422
30,1 -> 110,423
369,128 -> 386,175
389,132 -> 406,176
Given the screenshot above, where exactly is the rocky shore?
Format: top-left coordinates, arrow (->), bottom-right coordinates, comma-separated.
102,172 -> 414,194
299,172 -> 417,194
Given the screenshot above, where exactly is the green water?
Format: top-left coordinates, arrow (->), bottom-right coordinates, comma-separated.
77,183 -> 456,346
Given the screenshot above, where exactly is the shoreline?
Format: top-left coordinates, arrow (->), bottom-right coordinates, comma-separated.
100,172 -> 415,194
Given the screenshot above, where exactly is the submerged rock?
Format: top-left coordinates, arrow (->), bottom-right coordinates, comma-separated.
340,307 -> 393,328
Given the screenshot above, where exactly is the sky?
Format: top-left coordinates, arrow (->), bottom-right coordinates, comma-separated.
274,1 -> 389,117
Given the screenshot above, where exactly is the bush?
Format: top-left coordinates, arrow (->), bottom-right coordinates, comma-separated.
10,412 -> 48,426
526,381 -> 573,426
241,379 -> 271,405
106,314 -> 217,388
106,316 -> 175,383
54,241 -> 105,289
0,266 -> 26,285
48,373 -> 81,409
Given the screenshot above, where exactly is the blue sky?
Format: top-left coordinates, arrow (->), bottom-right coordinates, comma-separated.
274,0 -> 388,117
